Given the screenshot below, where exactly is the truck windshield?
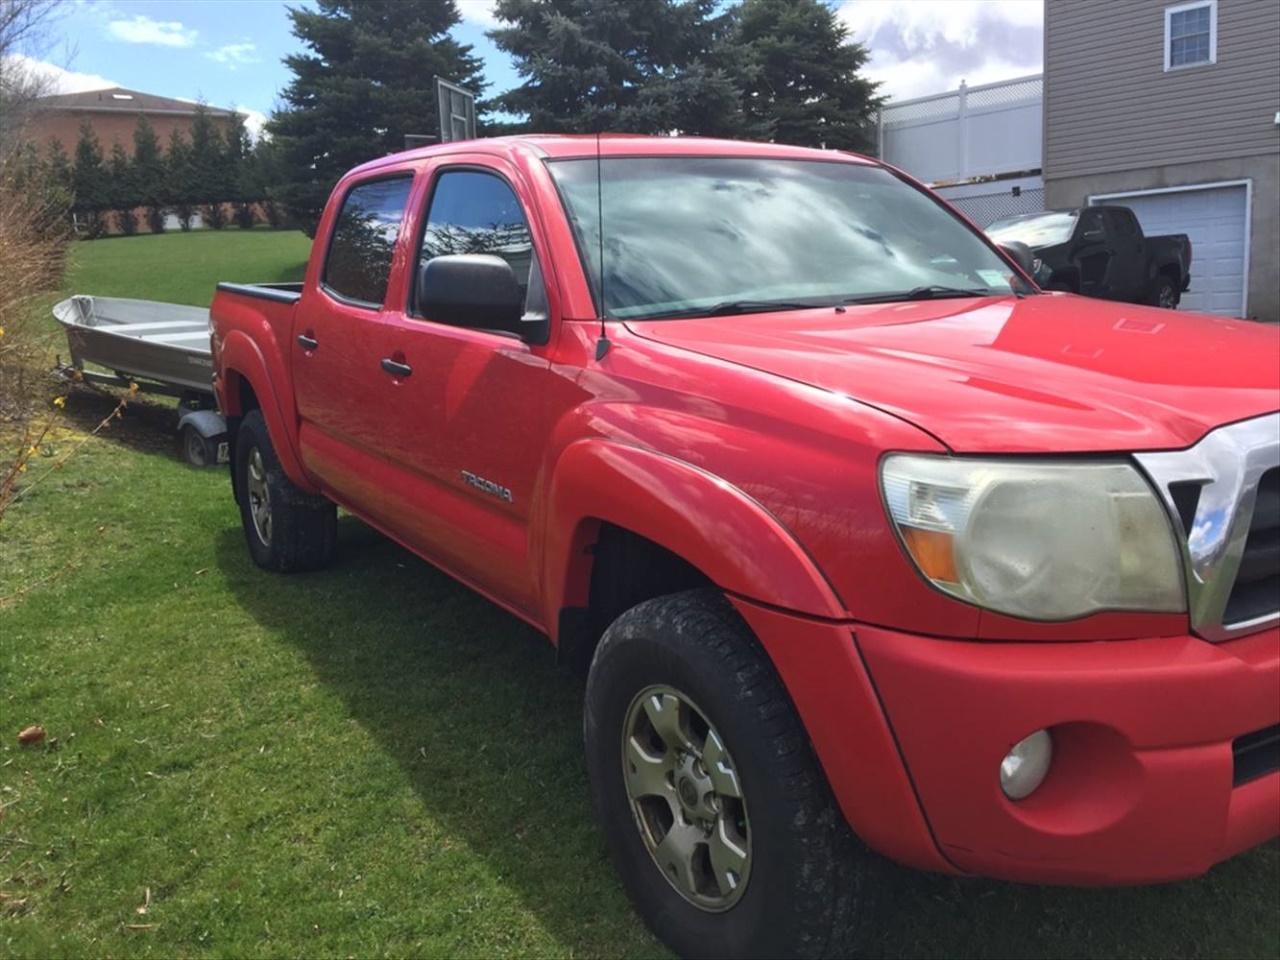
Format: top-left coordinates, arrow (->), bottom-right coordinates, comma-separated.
987,211 -> 1078,248
546,156 -> 1033,320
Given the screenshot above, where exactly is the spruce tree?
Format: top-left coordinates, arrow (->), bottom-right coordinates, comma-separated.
490,0 -> 752,137
107,140 -> 138,235
734,0 -> 881,152
188,103 -> 227,228
131,116 -> 166,233
71,120 -> 108,238
268,0 -> 486,235
165,128 -> 197,231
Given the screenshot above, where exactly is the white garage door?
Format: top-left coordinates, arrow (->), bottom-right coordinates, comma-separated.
1091,183 -> 1248,317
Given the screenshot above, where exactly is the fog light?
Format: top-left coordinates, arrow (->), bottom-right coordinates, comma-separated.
1000,729 -> 1052,800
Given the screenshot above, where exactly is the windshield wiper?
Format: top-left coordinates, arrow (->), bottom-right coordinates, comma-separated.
642,299 -> 832,320
842,285 -> 993,305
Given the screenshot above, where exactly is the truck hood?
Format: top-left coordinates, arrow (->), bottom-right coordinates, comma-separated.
626,293 -> 1280,454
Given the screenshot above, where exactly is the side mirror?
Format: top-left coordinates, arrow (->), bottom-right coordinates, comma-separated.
416,254 -> 524,334
998,240 -> 1037,277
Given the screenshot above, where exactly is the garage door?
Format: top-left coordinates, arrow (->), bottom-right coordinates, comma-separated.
1091,184 -> 1248,317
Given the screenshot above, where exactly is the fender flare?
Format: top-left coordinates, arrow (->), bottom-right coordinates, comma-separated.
217,329 -> 318,493
541,439 -> 847,631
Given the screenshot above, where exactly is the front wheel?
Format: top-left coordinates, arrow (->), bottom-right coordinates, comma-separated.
584,590 -> 881,959
234,409 -> 336,572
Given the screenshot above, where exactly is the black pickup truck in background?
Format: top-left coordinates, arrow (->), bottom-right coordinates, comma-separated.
986,206 -> 1192,308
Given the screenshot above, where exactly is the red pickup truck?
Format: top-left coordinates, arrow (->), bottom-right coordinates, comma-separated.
210,135 -> 1280,959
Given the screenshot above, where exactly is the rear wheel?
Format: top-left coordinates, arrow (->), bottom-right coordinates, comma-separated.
234,409 -> 336,572
584,590 -> 881,959
1146,275 -> 1179,309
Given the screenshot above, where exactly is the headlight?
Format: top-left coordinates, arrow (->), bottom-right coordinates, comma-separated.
880,455 -> 1185,620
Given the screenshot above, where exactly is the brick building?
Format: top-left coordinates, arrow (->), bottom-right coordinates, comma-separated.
25,86 -> 243,155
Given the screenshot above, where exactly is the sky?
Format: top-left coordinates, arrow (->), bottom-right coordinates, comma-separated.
10,0 -> 1044,137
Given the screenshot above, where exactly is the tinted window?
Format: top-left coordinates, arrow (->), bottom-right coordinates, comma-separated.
548,157 -> 1031,320
323,177 -> 413,306
420,170 -> 539,306
1079,209 -> 1107,241
1108,208 -> 1139,238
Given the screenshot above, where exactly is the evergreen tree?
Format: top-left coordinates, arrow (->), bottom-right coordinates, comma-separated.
223,113 -> 257,228
489,0 -> 753,137
131,116 -> 166,233
165,128 -> 197,231
107,140 -> 138,235
44,137 -> 72,192
71,120 -> 108,238
189,102 -> 228,228
268,0 -> 486,235
733,0 -> 881,152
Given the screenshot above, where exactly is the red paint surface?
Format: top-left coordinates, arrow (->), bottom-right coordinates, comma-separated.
212,135 -> 1280,884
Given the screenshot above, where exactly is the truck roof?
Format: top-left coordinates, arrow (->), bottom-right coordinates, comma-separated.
347,134 -> 878,178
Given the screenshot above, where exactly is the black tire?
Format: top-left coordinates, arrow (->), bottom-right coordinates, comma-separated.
180,423 -> 215,468
234,409 -> 336,572
584,590 -> 881,959
1146,275 -> 1179,309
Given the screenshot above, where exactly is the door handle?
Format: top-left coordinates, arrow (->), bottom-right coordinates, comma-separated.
296,333 -> 318,350
380,358 -> 412,378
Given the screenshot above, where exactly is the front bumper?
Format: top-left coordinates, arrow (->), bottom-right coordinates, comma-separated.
857,623 -> 1279,884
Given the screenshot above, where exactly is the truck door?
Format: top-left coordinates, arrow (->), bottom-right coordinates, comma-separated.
1103,207 -> 1145,301
292,174 -> 418,513
1074,208 -> 1115,298
361,161 -> 557,617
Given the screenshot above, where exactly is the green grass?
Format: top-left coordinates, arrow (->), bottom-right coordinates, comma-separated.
63,228 -> 314,307
2,231 -> 1278,958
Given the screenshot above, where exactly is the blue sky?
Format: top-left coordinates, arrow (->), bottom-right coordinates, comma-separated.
18,0 -> 1043,135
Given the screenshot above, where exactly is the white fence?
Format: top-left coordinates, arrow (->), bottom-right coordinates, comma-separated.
878,75 -> 1043,185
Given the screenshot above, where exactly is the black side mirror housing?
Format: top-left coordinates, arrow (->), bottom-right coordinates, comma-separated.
416,254 -> 525,334
998,240 -> 1037,278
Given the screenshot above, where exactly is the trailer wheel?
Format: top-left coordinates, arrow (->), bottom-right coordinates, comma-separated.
234,409 -> 336,572
181,423 -> 216,467
584,589 -> 882,959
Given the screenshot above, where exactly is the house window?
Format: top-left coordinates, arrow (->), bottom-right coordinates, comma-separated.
1165,0 -> 1217,71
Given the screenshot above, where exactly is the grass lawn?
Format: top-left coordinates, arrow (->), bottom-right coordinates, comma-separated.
62,228 -> 314,307
3,230 -> 1278,958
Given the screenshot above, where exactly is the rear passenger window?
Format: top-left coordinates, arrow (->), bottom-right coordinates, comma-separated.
323,176 -> 413,307
1110,209 -> 1140,238
418,170 -> 544,315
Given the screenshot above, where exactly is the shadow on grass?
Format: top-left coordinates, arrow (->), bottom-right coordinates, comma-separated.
213,518 -> 662,957
213,516 -> 1280,959
56,385 -> 189,461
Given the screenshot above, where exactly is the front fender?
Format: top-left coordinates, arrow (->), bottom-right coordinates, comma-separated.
541,439 -> 847,631
217,328 -> 317,493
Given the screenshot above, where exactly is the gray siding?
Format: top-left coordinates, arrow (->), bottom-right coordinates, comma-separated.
1044,0 -> 1280,180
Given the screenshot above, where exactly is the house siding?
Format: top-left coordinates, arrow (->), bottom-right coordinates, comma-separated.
1044,0 -> 1280,179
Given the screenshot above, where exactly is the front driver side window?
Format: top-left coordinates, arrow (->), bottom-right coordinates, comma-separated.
418,169 -> 547,319
1079,209 -> 1107,242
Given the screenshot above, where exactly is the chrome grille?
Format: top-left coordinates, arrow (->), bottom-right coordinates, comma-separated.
1135,413 -> 1280,642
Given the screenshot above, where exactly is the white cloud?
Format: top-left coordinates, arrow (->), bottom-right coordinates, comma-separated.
238,107 -> 268,142
208,42 -> 261,68
456,0 -> 500,27
106,14 -> 198,48
3,54 -> 118,94
836,0 -> 1043,101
